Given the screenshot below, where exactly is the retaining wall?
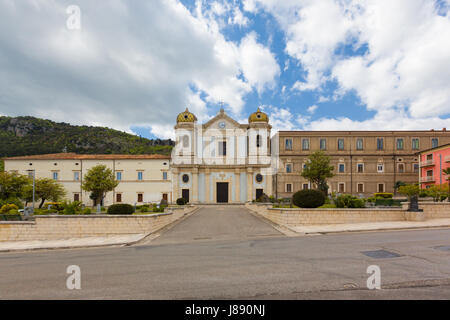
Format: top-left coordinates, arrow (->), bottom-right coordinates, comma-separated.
0,206 -> 196,241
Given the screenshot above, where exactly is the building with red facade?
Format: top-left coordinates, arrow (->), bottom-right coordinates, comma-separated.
419,143 -> 450,188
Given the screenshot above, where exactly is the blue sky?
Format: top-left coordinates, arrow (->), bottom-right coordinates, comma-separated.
1,0 -> 450,139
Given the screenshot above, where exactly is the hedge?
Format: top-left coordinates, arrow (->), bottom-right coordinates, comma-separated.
107,204 -> 135,215
292,189 -> 325,208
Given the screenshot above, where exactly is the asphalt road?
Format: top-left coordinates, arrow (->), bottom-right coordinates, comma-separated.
0,206 -> 450,299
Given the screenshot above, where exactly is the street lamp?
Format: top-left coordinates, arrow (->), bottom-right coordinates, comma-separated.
27,169 -> 35,214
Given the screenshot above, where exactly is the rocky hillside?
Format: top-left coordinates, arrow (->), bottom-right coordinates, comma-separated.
0,116 -> 174,158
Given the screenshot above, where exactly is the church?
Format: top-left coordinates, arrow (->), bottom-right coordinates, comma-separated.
171,107 -> 275,204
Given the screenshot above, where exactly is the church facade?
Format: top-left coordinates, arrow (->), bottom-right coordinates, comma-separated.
171,108 -> 274,204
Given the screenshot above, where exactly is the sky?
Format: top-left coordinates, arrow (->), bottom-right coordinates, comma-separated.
0,0 -> 450,140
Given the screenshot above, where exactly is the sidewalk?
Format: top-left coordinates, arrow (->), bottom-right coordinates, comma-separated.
289,218 -> 450,234
0,234 -> 146,252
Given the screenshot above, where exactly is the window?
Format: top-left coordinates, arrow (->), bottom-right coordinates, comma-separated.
116,172 -> 122,181
377,138 -> 384,150
338,139 -> 344,150
52,172 -> 58,180
182,174 -> 189,183
413,163 -> 419,173
338,163 -> 345,173
320,139 -> 327,150
338,183 -> 345,193
412,138 -> 420,150
426,170 -> 433,177
356,138 -> 363,150
303,183 -> 309,190
396,138 -> 404,150
162,193 -> 168,201
398,163 -> 405,173
28,171 -> 34,178
285,138 -> 293,150
163,172 -> 168,180
74,171 -> 80,181
256,135 -> 261,148
137,171 -> 143,181
116,194 -> 122,203
286,184 -> 292,193
357,163 -> 364,173
286,164 -> 292,173
432,138 -> 438,148
377,163 -> 384,173
378,184 -> 385,193
74,194 -> 80,202
357,183 -> 364,193
137,193 -> 143,202
302,138 -> 310,150
219,141 -> 227,156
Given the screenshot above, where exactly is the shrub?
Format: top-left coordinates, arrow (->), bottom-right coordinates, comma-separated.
60,201 -> 82,215
82,208 -> 92,215
0,204 -> 19,214
0,198 -> 24,209
176,198 -> 187,205
160,199 -> 168,207
140,206 -> 149,213
107,204 -> 134,215
335,194 -> 366,208
373,193 -> 393,199
374,198 -> 403,207
292,189 -> 326,208
256,193 -> 270,202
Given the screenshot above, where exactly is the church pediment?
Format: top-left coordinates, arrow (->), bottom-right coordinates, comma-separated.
202,109 -> 247,130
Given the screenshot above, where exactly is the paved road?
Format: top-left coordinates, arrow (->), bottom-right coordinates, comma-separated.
146,206 -> 283,245
0,206 -> 450,299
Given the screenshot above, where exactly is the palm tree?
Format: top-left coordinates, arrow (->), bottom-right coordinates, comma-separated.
443,167 -> 450,202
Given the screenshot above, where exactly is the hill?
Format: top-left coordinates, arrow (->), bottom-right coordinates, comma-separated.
0,116 -> 174,158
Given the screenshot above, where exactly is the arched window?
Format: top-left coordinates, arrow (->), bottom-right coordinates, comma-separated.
256,134 -> 261,148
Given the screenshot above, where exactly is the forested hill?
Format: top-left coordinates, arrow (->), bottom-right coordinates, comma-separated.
0,116 -> 174,158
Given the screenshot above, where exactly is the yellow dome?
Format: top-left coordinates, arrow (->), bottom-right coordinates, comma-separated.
177,108 -> 197,123
248,107 -> 269,123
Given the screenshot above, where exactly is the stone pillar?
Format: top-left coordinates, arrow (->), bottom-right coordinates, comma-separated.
192,167 -> 199,203
205,168 -> 210,204
247,167 -> 253,202
235,168 -> 240,203
172,168 -> 179,203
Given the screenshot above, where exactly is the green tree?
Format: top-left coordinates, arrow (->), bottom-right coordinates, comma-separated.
23,178 -> 67,208
426,184 -> 448,202
0,159 -> 4,172
301,151 -> 334,194
82,165 -> 118,206
398,184 -> 420,199
443,168 -> 450,202
0,171 -> 31,200
394,181 -> 406,193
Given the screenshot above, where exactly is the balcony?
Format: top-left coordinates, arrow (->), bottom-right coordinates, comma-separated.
420,176 -> 435,183
446,156 -> 450,163
419,159 -> 435,167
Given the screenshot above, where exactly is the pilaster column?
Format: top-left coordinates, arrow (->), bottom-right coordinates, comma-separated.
172,167 -> 179,202
247,167 -> 253,202
192,167 -> 199,203
235,168 -> 240,203
205,168 -> 210,203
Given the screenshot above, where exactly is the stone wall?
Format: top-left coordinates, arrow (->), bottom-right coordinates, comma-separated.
420,202 -> 450,219
0,206 -> 196,241
246,203 -> 406,225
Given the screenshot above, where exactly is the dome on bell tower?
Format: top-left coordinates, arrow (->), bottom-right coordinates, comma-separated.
176,108 -> 197,123
248,107 -> 269,123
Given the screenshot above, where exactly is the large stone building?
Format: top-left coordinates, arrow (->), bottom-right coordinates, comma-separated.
274,130 -> 450,198
3,153 -> 172,206
3,108 -> 450,206
171,108 -> 274,203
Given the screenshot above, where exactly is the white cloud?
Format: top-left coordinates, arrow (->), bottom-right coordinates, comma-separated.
249,0 -> 450,128
238,32 -> 280,94
0,0 -> 277,139
307,105 -> 318,114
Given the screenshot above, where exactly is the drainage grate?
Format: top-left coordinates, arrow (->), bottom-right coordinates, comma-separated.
361,249 -> 402,259
433,246 -> 450,252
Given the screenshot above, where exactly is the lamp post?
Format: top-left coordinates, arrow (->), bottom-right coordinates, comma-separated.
27,169 -> 35,214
